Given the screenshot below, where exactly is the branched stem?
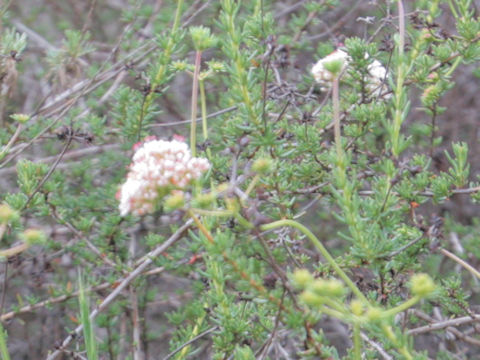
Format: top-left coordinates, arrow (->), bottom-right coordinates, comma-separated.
382,296 -> 420,318
260,219 -> 368,304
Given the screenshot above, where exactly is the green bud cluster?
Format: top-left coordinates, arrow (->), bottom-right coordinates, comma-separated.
0,204 -> 19,224
410,273 -> 436,298
292,269 -> 346,307
189,26 -> 217,52
21,228 -> 47,245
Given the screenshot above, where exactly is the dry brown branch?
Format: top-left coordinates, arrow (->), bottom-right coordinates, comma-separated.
408,314 -> 480,335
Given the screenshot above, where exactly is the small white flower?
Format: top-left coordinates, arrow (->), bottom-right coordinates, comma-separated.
117,138 -> 210,216
364,59 -> 390,97
368,59 -> 387,80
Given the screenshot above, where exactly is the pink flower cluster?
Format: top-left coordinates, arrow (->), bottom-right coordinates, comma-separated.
118,138 -> 210,216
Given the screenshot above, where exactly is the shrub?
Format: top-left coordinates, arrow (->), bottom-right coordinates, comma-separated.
1,0 -> 480,359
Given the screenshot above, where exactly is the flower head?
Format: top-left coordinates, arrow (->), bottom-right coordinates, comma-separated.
118,138 -> 210,216
311,49 -> 349,90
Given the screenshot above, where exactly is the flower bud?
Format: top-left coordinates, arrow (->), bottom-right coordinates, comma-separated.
300,290 -> 324,306
190,26 -> 217,51
350,300 -> 364,316
208,61 -> 225,72
21,229 -> 47,245
292,269 -> 313,288
311,278 -> 345,298
252,157 -> 274,174
193,192 -> 216,209
0,204 -> 18,224
410,273 -> 436,298
10,113 -> 30,124
164,191 -> 185,211
323,58 -> 345,76
366,307 -> 383,322
172,61 -> 189,71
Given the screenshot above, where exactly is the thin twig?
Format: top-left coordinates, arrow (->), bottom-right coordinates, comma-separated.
360,332 -> 393,360
407,314 -> 480,335
381,234 -> 424,259
129,285 -> 145,360
0,144 -> 119,177
22,135 -> 73,210
147,106 -> 238,128
0,262 -> 8,316
256,290 -> 286,359
440,248 -> 480,280
356,186 -> 480,197
190,50 -> 202,156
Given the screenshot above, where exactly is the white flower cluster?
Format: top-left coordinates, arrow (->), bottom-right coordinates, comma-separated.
118,139 -> 210,216
311,49 -> 349,90
311,49 -> 389,97
364,58 -> 389,97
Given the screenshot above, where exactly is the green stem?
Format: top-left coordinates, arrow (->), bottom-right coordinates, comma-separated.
322,297 -> 348,314
397,0 -> 405,57
382,296 -> 420,318
382,324 -> 413,360
191,208 -> 233,217
447,0 -> 459,19
245,174 -> 260,197
0,124 -> 22,161
171,0 -> 184,34
260,219 -> 368,304
136,0 -> 184,138
190,50 -> 202,157
391,0 -> 407,157
177,311 -> 205,359
445,56 -> 462,77
199,80 -> 212,160
0,322 -> 10,360
221,0 -> 259,127
332,77 -> 342,160
199,81 -> 208,141
391,63 -> 405,157
318,305 -> 350,321
353,323 -> 361,360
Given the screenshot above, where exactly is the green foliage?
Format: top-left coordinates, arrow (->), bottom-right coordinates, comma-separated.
0,28 -> 27,55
